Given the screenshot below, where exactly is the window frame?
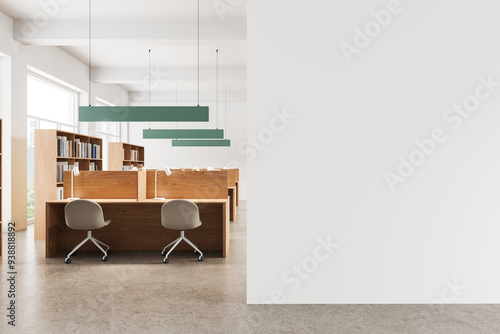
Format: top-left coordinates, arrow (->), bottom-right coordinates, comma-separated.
95,97 -> 121,141
27,71 -> 80,132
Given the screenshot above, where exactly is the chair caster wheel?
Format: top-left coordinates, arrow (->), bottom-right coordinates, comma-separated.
163,257 -> 169,264
102,255 -> 109,262
198,255 -> 204,261
106,249 -> 111,254
64,258 -> 71,264
161,250 -> 166,256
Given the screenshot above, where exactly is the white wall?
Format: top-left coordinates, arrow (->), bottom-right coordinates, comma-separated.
248,0 -> 500,303
128,100 -> 247,200
0,56 -> 12,228
0,12 -> 13,227
0,12 -> 128,231
0,10 -> 17,230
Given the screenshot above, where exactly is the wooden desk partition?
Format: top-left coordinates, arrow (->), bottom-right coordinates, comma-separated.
226,169 -> 239,220
228,169 -> 236,188
234,169 -> 239,206
198,168 -> 239,218
63,171 -> 146,200
146,170 -> 228,199
46,170 -> 232,259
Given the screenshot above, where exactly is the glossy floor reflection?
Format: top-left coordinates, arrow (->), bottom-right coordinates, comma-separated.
1,201 -> 499,333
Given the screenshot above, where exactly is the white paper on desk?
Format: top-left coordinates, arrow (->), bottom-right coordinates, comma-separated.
207,167 -> 214,171
165,167 -> 172,176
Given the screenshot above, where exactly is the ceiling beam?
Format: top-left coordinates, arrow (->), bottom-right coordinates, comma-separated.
13,19 -> 246,46
92,66 -> 246,84
128,90 -> 246,103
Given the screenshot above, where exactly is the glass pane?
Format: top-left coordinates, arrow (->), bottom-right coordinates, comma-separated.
108,135 -> 119,143
61,125 -> 76,132
39,120 -> 57,129
96,121 -> 118,136
27,76 -> 75,125
105,122 -> 117,135
27,118 -> 36,220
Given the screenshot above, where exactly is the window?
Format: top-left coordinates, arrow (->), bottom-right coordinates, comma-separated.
27,74 -> 77,126
95,99 -> 121,170
27,73 -> 78,221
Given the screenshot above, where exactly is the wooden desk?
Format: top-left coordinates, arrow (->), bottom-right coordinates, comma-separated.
46,198 -> 230,258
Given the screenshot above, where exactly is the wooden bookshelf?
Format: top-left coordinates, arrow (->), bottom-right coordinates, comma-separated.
108,142 -> 145,171
34,129 -> 102,240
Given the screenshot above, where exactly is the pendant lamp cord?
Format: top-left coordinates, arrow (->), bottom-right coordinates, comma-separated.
225,83 -> 227,139
197,0 -> 200,107
88,0 -> 91,106
176,83 -> 178,129
216,49 -> 219,129
149,49 -> 151,129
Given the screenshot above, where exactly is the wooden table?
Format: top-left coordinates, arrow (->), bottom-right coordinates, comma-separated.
45,198 -> 230,258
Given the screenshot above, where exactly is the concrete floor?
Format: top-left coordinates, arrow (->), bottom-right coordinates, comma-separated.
1,201 -> 500,333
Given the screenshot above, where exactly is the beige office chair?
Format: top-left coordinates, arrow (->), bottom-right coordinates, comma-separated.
160,200 -> 204,263
64,199 -> 111,264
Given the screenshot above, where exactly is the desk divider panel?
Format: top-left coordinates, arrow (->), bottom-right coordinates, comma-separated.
63,171 -> 145,199
234,169 -> 239,206
146,170 -> 228,199
227,169 -> 237,187
198,168 -> 237,186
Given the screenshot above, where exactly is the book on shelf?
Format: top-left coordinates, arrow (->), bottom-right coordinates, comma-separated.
56,136 -> 73,157
93,144 -> 100,159
89,162 -> 99,171
74,139 -> 80,158
56,187 -> 64,200
130,149 -> 139,161
56,161 -> 79,182
71,142 -> 101,159
56,161 -> 67,182
57,136 -> 61,156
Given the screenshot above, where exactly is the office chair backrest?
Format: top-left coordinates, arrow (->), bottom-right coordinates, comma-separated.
65,199 -> 107,231
161,200 -> 201,230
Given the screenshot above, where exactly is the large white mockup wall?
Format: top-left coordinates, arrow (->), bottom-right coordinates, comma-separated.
128,101 -> 247,200
248,0 -> 500,303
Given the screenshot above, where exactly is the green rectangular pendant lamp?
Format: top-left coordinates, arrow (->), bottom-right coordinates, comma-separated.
172,139 -> 231,147
79,106 -> 209,122
143,129 -> 224,139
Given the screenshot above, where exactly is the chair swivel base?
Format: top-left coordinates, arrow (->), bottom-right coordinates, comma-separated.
161,231 -> 204,263
64,230 -> 110,264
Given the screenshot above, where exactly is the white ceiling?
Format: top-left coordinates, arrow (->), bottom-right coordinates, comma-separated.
0,0 -> 247,101
0,0 -> 246,21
